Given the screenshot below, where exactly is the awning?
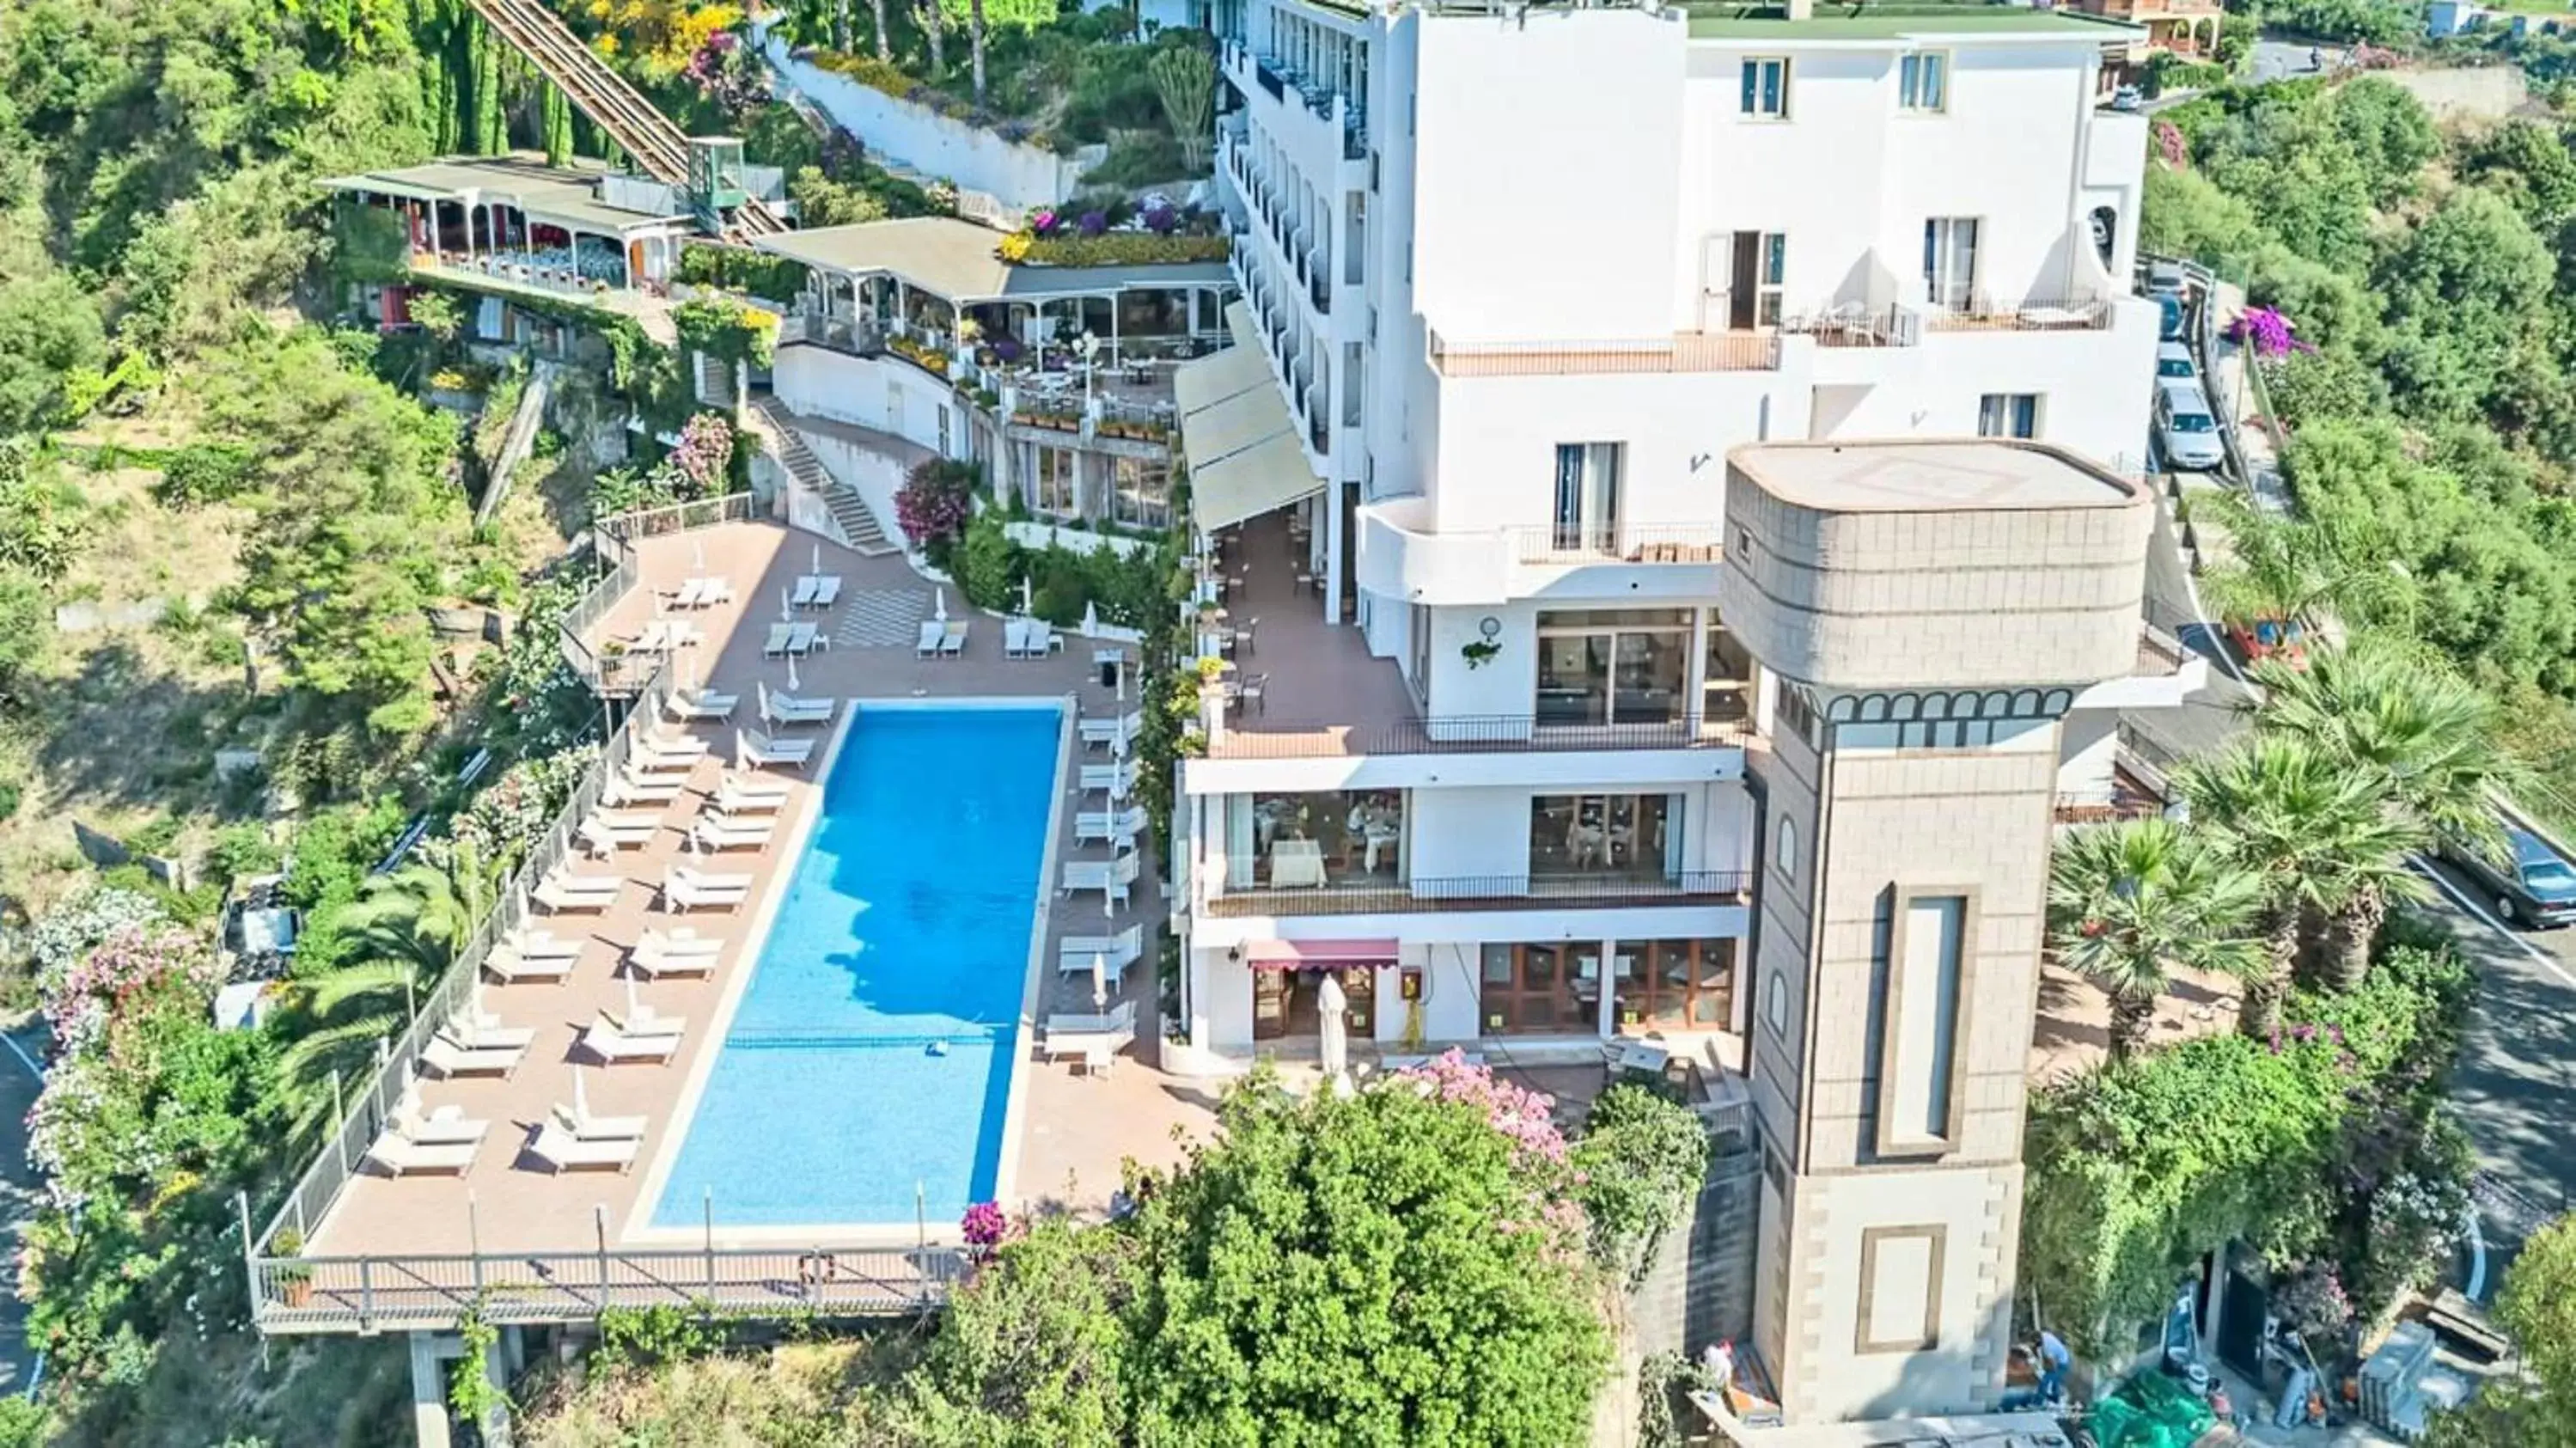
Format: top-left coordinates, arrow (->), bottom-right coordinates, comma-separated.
1246,938 -> 1399,968
1181,383 -> 1293,475
1173,343 -> 1272,417
1193,431 -> 1322,533
1225,299 -> 1264,355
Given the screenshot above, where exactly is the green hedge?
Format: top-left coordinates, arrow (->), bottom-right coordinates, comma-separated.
675,242 -> 809,302
1011,232 -> 1231,267
2019,935 -> 2473,1353
949,509 -> 1171,629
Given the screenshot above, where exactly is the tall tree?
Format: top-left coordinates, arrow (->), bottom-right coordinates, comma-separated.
1150,44 -> 1216,173
2178,736 -> 2424,1037
2048,818 -> 2268,1060
834,0 -> 852,51
2254,638 -> 2516,987
872,0 -> 892,61
916,0 -> 945,79
2426,1212 -> 2576,1446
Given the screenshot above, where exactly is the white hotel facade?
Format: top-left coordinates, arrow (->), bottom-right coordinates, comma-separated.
1169,0 -> 2201,1420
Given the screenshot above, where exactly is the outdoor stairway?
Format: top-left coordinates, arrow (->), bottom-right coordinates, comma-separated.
467,0 -> 787,239
475,361 -> 558,526
750,395 -> 898,555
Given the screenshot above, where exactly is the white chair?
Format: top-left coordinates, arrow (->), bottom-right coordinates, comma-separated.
1073,804 -> 1147,848
1056,924 -> 1144,984
528,1121 -> 642,1172
736,729 -> 815,773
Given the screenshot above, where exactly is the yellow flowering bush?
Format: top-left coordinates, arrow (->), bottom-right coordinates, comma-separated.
583,0 -> 742,74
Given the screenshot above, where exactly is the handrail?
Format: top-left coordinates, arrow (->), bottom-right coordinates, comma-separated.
1426,330 -> 1782,377
560,493 -> 758,696
1203,713 -> 1752,761
1507,522 -> 1727,566
1202,871 -> 1750,920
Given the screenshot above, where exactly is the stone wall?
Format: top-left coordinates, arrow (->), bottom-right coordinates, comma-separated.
1630,1123 -> 1763,1364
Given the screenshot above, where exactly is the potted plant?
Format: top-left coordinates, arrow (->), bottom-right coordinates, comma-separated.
272,1228 -> 315,1308
1461,638 -> 1501,670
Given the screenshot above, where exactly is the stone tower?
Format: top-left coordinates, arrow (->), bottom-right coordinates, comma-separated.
1716,441 -> 2152,1424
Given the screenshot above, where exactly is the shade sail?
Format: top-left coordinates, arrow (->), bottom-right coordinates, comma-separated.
1225,298 -> 1264,355
1245,938 -> 1400,968
1192,431 -> 1321,534
1173,343 -> 1273,418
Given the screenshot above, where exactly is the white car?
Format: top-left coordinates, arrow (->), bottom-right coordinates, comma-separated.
2156,379 -> 2225,472
2155,341 -> 2197,383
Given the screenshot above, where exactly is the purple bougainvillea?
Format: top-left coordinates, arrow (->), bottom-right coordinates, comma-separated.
2227,305 -> 2314,359
1143,203 -> 1181,235
1030,209 -> 1061,237
1077,210 -> 1108,237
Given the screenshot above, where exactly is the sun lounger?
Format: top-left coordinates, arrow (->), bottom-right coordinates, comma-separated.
764,622 -> 802,657
714,774 -> 791,813
421,1029 -> 526,1078
1073,805 -> 1147,847
661,868 -> 751,912
366,1131 -> 480,1176
1059,853 -> 1139,911
550,1101 -> 650,1142
690,816 -> 775,852
1057,925 -> 1145,984
1080,710 -> 1145,750
578,812 -> 662,858
1041,1001 -> 1138,1075
528,1121 -> 642,1172
485,932 -> 581,982
579,1020 -> 682,1065
605,772 -> 685,807
393,1100 -> 491,1147
736,729 -> 815,772
685,576 -> 735,608
673,865 -> 754,891
1079,758 -> 1138,797
665,687 -> 739,723
601,1003 -> 686,1039
636,727 -> 709,762
1004,618 -> 1032,659
534,871 -> 624,913
939,620 -> 968,658
449,1017 -> 537,1053
759,682 -> 835,728
629,928 -> 723,979
917,620 -> 943,658
498,929 -> 583,961
806,575 -> 843,609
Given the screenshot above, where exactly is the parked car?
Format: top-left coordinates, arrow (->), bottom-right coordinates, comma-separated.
2111,84 -> 2144,113
2146,261 -> 2188,299
2157,293 -> 2187,342
2442,822 -> 2576,929
2155,378 -> 2225,471
2156,340 -> 2197,382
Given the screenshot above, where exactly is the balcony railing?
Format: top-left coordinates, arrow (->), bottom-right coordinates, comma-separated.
1779,304 -> 1923,348
1203,712 -> 1752,761
1923,296 -> 2113,333
776,309 -> 886,357
1203,871 -> 1749,919
2137,621 -> 2192,675
1428,330 -> 1781,377
1509,522 -> 1728,566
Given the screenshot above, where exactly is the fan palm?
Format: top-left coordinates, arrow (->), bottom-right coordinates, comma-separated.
2178,736 -> 2427,1038
2195,492 -> 2391,641
2048,818 -> 2268,1061
2253,637 -> 2518,990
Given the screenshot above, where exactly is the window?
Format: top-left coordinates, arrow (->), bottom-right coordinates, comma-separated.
1707,234 -> 1786,331
1764,968 -> 1789,1037
1480,943 -> 1602,1035
1550,443 -> 1624,553
1923,217 -> 1980,310
1407,603 -> 1432,704
1899,52 -> 1947,112
1773,813 -> 1798,882
1027,443 -> 1079,516
1741,57 -> 1790,117
1109,455 -> 1171,529
1529,794 -> 1679,879
1609,938 -> 1738,1031
1879,893 -> 1969,1153
1223,791 -> 1405,892
1535,608 -> 1691,726
1977,394 -> 2040,440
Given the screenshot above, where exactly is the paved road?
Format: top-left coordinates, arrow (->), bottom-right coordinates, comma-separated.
2250,39 -> 2336,82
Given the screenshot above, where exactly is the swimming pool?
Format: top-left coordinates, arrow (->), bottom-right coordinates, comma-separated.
649,704 -> 1062,1229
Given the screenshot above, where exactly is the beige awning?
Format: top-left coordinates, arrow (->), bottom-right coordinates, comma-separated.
1192,431 -> 1322,534
1173,344 -> 1273,418
1181,383 -> 1294,477
1225,299 -> 1263,355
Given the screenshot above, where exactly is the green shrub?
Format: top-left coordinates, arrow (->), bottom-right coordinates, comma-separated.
675,242 -> 809,302
1572,1084 -> 1711,1288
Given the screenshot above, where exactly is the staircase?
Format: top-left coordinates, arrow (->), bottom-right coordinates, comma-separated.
695,351 -> 736,409
750,395 -> 898,555
467,0 -> 787,239
475,362 -> 558,526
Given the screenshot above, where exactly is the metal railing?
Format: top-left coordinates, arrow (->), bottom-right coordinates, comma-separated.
1508,522 -> 1728,566
1920,296 -> 2114,333
560,493 -> 758,696
2137,621 -> 2191,675
1427,330 -> 1782,377
1203,870 -> 1749,919
777,309 -> 886,357
1778,303 -> 1924,348
1203,712 -> 1752,761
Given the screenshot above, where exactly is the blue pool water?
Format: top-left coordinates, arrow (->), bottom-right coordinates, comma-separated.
650,705 -> 1061,1228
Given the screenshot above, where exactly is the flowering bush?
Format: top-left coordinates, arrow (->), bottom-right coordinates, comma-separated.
1396,1047 -> 1569,1166
669,410 -> 736,498
895,458 -> 978,563
1077,210 -> 1108,238
2271,1263 -> 2353,1342
1030,209 -> 1060,237
959,1201 -> 1016,1265
28,886 -> 168,980
1142,202 -> 1180,235
451,745 -> 599,870
2229,305 -> 2315,359
683,29 -> 767,115
2155,119 -> 2188,169
29,925 -> 224,1211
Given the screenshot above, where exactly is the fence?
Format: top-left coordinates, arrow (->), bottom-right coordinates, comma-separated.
1426,330 -> 1782,377
558,492 -> 759,696
1204,712 -> 1751,761
1506,522 -> 1728,566
1201,871 -> 1750,920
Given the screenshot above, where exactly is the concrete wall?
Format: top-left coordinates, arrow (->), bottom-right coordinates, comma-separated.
1633,1134 -> 1765,1362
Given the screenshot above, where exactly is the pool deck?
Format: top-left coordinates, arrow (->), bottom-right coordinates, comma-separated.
307,520 -> 1211,1261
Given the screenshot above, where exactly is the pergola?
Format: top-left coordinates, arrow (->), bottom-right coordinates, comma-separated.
320,158 -> 699,294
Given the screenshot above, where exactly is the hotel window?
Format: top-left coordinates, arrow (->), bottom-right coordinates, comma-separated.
1880,892 -> 1971,1154
1109,455 -> 1171,529
1978,393 -> 2041,440
1899,52 -> 1948,113
1529,793 -> 1680,879
1742,57 -> 1790,118
1027,443 -> 1079,516
1480,943 -> 1603,1036
1923,217 -> 1981,310
1223,791 -> 1405,892
1550,443 -> 1623,553
1535,608 -> 1691,726
1610,938 -> 1739,1031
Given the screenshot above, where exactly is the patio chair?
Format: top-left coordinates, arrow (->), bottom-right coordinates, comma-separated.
366,1131 -> 479,1177
578,1019 -> 682,1066
1057,924 -> 1145,982
917,620 -> 943,658
736,728 -> 815,772
528,1121 -> 642,1172
1239,673 -> 1267,715
550,1101 -> 649,1143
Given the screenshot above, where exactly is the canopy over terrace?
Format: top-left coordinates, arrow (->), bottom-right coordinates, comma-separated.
753,217 -> 1236,365
320,156 -> 705,292
1175,303 -> 1320,541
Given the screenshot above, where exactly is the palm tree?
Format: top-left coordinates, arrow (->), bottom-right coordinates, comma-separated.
278,849 -> 485,1136
2253,637 -> 2518,989
2048,818 -> 2268,1061
2195,493 -> 2391,654
2178,736 -> 2426,1038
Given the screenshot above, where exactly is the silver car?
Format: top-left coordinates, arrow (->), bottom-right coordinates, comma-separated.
2156,378 -> 2225,471
2155,341 -> 2197,383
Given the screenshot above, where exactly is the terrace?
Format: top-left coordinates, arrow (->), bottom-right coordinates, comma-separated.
253,512 -> 1213,1333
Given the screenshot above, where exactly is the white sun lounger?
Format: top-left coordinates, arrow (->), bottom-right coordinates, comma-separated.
917,620 -> 943,658
661,869 -> 751,913
449,1017 -> 536,1053
485,939 -> 579,984
578,813 -> 662,858
805,574 -> 842,609
550,1101 -> 650,1143
713,775 -> 791,813
665,687 -> 739,723
528,1121 -> 641,1172
1058,924 -> 1145,983
601,1004 -> 687,1039
393,1099 -> 491,1148
673,865 -> 754,891
421,1030 -> 526,1078
1004,618 -> 1033,658
534,872 -> 623,913
736,729 -> 815,772
498,929 -> 583,961
580,1021 -> 681,1065
763,622 -> 802,657
690,817 -> 775,852
939,620 -> 968,658
759,682 -> 835,728
1080,710 -> 1145,750
1041,1001 -> 1138,1075
605,772 -> 685,808
1073,805 -> 1147,847
1079,758 -> 1138,797
367,1131 -> 480,1176
629,929 -> 723,979
1059,853 -> 1140,911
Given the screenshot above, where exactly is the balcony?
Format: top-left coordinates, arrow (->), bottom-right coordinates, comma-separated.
1428,330 -> 1781,378
1202,871 -> 1749,919
1205,714 -> 1750,761
1923,296 -> 2115,333
775,308 -> 885,358
1509,522 -> 1727,566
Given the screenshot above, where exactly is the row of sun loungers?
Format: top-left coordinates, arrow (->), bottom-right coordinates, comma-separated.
657,576 -> 736,610
1058,925 -> 1144,987
1004,617 -> 1062,658
791,573 -> 842,609
915,620 -> 971,659
763,622 -> 830,657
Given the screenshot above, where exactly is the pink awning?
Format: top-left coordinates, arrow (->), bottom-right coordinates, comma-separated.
1244,938 -> 1399,968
